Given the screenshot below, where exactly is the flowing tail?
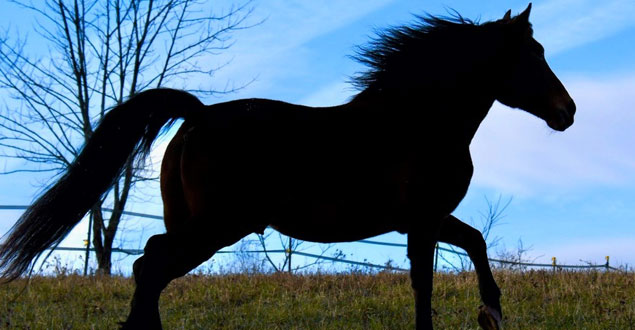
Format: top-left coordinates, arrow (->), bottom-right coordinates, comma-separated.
0,88 -> 204,281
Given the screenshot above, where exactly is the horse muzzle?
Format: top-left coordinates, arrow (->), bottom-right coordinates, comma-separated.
547,99 -> 576,131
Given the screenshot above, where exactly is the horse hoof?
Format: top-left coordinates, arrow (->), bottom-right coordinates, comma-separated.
478,305 -> 502,330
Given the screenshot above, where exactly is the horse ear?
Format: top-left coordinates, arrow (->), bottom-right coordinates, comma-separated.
517,3 -> 532,23
502,9 -> 512,21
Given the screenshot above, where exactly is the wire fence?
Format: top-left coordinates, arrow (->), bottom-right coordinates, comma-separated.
0,205 -> 623,273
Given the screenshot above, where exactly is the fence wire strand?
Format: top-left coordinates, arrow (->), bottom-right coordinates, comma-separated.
0,205 -> 619,272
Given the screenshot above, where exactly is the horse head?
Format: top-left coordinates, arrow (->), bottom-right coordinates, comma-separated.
493,4 -> 576,131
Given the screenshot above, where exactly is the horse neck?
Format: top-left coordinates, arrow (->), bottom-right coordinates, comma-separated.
350,84 -> 495,145
348,25 -> 507,145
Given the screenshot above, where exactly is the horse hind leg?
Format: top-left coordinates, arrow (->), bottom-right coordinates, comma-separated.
438,215 -> 501,330
121,216 -> 260,329
121,124 -> 267,329
121,142 -> 256,327
122,150 -> 265,327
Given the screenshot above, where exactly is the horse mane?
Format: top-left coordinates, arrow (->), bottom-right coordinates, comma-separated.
351,13 -> 481,90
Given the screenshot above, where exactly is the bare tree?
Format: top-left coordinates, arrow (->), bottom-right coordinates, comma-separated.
0,0 -> 256,275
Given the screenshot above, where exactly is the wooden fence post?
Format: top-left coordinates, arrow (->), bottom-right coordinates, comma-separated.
83,213 -> 93,276
434,243 -> 439,272
287,236 -> 292,273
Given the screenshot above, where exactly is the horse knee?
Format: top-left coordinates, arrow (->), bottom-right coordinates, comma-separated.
464,225 -> 487,251
144,234 -> 171,254
134,234 -> 183,284
132,256 -> 144,283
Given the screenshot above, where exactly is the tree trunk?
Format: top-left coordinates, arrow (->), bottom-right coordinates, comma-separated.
91,159 -> 133,275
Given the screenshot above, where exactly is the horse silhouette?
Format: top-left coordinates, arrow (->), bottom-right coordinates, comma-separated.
0,4 -> 574,329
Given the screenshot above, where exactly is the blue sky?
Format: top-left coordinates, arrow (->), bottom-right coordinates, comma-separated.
1,0 -> 635,272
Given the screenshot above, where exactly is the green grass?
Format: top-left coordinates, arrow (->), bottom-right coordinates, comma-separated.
1,271 -> 634,329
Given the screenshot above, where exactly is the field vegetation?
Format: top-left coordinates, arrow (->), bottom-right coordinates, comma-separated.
1,270 -> 634,329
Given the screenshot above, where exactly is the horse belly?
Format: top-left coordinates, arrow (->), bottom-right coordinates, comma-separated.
269,195 -> 399,243
271,223 -> 395,243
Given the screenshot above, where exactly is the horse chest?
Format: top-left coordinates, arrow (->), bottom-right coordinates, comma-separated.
381,150 -> 474,223
393,148 -> 472,187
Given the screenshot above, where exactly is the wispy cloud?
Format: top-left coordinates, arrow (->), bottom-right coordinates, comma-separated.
204,0 -> 395,100
470,73 -> 635,196
533,0 -> 635,55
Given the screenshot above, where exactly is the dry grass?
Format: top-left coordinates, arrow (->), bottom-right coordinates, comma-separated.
1,271 -> 634,329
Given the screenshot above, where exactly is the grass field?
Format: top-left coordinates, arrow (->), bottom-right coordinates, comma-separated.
1,270 -> 634,329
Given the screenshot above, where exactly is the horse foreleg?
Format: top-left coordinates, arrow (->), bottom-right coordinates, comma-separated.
120,221 -> 257,330
407,222 -> 441,330
438,215 -> 501,330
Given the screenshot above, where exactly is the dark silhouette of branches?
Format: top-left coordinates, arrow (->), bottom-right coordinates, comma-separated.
438,195 -> 511,272
256,231 -> 338,273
